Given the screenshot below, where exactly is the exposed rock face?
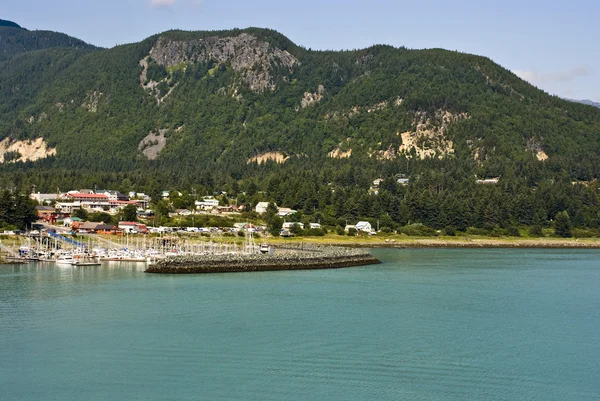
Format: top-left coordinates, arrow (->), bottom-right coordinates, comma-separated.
372,145 -> 397,160
81,91 -> 103,112
139,57 -> 176,104
300,85 -> 325,108
0,138 -> 56,163
248,152 -> 289,165
366,101 -> 388,113
324,102 -> 390,120
398,110 -> 467,160
149,33 -> 298,92
527,138 -> 548,161
328,142 -> 353,159
139,129 -> 169,160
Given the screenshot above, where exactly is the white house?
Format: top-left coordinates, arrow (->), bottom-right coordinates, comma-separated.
355,221 -> 373,232
277,207 -> 297,217
255,202 -> 271,214
309,223 -> 322,229
195,196 -> 220,210
29,193 -> 58,204
282,222 -> 304,230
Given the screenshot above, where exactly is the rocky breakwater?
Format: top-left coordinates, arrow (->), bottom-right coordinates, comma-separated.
145,246 -> 380,274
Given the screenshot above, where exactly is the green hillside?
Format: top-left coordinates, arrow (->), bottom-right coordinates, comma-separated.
0,19 -> 21,28
0,22 -> 95,61
1,26 -> 599,234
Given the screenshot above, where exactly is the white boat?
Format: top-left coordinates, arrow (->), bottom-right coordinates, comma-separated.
55,254 -> 74,265
72,258 -> 101,266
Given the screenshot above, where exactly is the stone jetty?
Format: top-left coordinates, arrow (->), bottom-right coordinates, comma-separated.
145,246 -> 380,274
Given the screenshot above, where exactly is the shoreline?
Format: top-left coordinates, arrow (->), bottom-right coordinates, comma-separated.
269,237 -> 600,249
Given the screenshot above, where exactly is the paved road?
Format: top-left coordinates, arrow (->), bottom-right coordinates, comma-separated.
36,221 -> 72,234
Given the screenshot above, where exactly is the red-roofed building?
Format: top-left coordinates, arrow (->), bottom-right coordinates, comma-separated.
118,222 -> 148,234
66,193 -> 110,211
67,193 -> 110,201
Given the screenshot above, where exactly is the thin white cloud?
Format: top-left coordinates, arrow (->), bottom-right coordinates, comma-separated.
514,66 -> 591,85
150,0 -> 176,6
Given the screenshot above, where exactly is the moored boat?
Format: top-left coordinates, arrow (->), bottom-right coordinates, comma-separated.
55,254 -> 74,265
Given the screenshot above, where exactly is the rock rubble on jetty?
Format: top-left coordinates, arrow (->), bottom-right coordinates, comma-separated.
145,246 -> 380,274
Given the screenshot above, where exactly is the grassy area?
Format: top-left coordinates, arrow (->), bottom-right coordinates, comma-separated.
166,61 -> 188,74
266,233 -> 600,248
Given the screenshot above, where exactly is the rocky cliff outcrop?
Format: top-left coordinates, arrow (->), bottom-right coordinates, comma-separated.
149,33 -> 298,92
0,138 -> 56,163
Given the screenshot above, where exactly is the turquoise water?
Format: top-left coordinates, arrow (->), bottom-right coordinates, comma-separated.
1,249 -> 599,400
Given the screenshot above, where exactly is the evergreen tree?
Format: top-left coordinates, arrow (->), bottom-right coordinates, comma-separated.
554,211 -> 572,238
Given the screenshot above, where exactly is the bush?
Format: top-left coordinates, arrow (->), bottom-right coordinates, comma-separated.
305,228 -> 325,236
335,226 -> 345,235
571,228 -> 598,238
347,227 -> 357,236
442,226 -> 456,236
398,224 -> 437,237
506,226 -> 521,237
490,227 -> 506,237
528,225 -> 543,237
381,227 -> 392,234
466,227 -> 490,236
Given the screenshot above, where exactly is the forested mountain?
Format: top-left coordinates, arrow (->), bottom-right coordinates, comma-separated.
1,22 -> 600,234
0,20 -> 95,61
0,19 -> 22,28
572,99 -> 600,108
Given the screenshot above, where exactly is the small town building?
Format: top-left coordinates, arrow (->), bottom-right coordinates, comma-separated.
255,202 -> 271,214
63,217 -> 82,227
96,189 -> 129,201
355,221 -> 373,232
36,205 -> 57,220
118,222 -> 148,234
78,222 -> 100,233
195,196 -> 220,210
95,224 -> 121,235
282,222 -> 304,230
30,193 -> 58,204
277,207 -> 297,217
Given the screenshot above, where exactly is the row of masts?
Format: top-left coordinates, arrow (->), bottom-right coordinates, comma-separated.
2,230 -> 263,262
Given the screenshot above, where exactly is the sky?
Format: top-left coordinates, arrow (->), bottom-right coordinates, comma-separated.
2,0 -> 598,101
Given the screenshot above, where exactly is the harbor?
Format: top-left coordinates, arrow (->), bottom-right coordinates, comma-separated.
0,230 -> 273,267
0,231 -> 380,272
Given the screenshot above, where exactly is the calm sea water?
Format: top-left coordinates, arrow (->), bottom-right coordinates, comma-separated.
1,249 -> 599,401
